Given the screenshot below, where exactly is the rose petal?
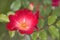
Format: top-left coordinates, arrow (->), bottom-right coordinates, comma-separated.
7,22 -> 17,31
19,27 -> 34,34
52,0 -> 59,6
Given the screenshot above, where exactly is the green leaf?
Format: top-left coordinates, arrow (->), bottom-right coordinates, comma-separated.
48,25 -> 59,40
52,8 -> 60,16
48,15 -> 57,25
39,30 -> 47,40
56,20 -> 60,28
7,11 -> 15,16
22,0 -> 29,8
0,14 -> 9,22
9,31 -> 15,38
31,32 -> 38,40
10,0 -> 21,11
43,0 -> 52,5
40,5 -> 45,16
38,19 -> 44,28
40,5 -> 51,17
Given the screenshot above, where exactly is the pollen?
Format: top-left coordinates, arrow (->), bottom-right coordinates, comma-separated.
20,22 -> 28,30
21,23 -> 27,27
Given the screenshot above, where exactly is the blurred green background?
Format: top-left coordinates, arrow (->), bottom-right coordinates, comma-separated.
0,0 -> 60,40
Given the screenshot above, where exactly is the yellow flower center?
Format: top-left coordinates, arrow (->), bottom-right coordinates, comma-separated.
21,23 -> 27,28
20,22 -> 28,30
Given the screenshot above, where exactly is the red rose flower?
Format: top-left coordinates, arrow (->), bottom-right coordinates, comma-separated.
7,9 -> 38,34
52,0 -> 59,7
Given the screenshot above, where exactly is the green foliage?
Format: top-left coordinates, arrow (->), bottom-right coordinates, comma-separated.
52,8 -> 60,16
56,20 -> 60,28
43,0 -> 52,5
48,25 -> 59,40
31,32 -> 38,40
21,0 -> 29,8
39,30 -> 47,40
40,5 -> 51,17
38,19 -> 44,28
0,0 -> 14,13
9,31 -> 15,38
7,11 -> 15,16
48,15 -> 57,25
10,0 -> 21,11
0,14 -> 9,22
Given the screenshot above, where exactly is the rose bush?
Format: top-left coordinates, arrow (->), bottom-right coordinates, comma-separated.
0,0 -> 60,40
